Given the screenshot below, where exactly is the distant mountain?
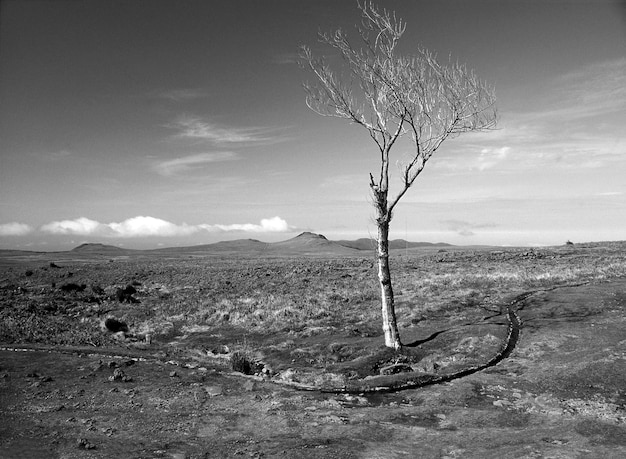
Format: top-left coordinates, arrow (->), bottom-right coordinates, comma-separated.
270,232 -> 359,255
66,234 -> 452,257
336,238 -> 452,251
335,238 -> 377,251
71,243 -> 129,253
388,239 -> 453,250
154,239 -> 268,254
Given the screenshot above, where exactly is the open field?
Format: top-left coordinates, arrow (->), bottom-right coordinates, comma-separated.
1,235 -> 626,458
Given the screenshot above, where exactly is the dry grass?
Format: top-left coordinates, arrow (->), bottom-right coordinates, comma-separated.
1,243 -> 626,348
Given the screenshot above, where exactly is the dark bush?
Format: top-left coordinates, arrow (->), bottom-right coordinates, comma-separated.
115,285 -> 139,303
59,283 -> 86,293
104,317 -> 129,333
231,351 -> 253,375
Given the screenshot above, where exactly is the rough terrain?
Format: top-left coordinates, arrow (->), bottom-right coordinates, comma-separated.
1,239 -> 625,458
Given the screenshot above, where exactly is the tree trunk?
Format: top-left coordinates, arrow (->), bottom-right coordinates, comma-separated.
376,216 -> 402,349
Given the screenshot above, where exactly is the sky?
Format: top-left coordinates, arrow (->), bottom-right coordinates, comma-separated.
1,0 -> 625,250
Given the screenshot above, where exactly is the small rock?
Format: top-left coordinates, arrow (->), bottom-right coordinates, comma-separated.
243,380 -> 256,392
109,368 -> 133,382
493,399 -> 512,407
379,364 -> 414,376
169,371 -> 178,378
204,385 -> 223,397
77,438 -> 96,450
210,344 -> 229,354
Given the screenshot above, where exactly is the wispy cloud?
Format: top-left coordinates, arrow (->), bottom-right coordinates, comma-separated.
477,146 -> 510,171
168,116 -> 285,145
153,152 -> 238,176
272,52 -> 300,65
156,88 -> 210,102
595,191 -> 623,197
39,216 -> 295,238
0,222 -> 34,236
433,57 -> 626,175
441,219 -> 496,237
553,57 -> 626,119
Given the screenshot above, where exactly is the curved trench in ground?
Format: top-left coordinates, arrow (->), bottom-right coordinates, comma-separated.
278,296 -> 525,394
0,290 -> 548,394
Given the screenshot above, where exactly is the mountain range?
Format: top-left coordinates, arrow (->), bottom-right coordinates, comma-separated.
69,232 -> 452,256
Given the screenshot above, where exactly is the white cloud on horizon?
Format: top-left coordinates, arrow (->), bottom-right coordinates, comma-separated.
441,219 -> 497,237
0,222 -> 34,236
38,216 -> 294,238
153,152 -> 238,176
205,216 -> 292,233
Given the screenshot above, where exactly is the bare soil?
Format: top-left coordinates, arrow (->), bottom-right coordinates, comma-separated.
1,243 -> 625,458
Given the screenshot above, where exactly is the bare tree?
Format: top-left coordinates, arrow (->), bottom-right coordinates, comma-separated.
300,1 -> 497,349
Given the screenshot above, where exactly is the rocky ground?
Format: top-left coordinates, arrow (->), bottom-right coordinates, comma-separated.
0,243 -> 625,458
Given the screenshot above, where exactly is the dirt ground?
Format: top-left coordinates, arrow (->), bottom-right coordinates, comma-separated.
1,248 -> 625,458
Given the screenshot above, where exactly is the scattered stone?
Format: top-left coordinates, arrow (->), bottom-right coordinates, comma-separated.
204,385 -> 223,397
77,438 -> 96,450
108,368 -> 132,382
169,371 -> 178,378
261,365 -> 274,377
278,369 -> 298,382
211,344 -> 229,354
342,395 -> 369,406
243,379 -> 256,392
379,363 -> 414,376
493,399 -> 512,407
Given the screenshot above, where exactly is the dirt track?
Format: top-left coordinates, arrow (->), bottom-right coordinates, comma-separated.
1,279 -> 625,458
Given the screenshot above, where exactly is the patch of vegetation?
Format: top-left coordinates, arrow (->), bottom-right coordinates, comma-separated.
1,242 -> 625,376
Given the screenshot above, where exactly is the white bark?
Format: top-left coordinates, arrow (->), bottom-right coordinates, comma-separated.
301,1 -> 497,348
